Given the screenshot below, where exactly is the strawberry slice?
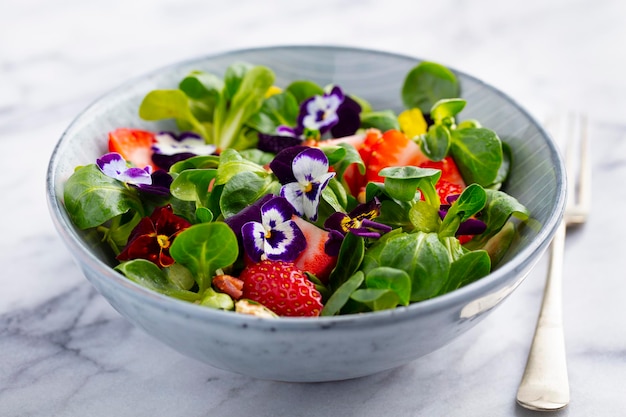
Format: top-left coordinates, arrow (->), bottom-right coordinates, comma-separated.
292,216 -> 338,283
239,260 -> 323,317
340,129 -> 430,198
363,129 -> 430,183
418,156 -> 465,187
108,128 -> 158,171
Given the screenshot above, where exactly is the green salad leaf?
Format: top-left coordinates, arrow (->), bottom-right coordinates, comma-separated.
64,164 -> 143,229
402,61 -> 460,113
169,222 -> 239,293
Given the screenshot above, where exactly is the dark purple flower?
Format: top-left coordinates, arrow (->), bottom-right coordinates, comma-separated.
324,197 -> 392,239
135,169 -> 173,197
277,148 -> 335,221
256,86 -> 362,154
241,197 -> 306,262
257,131 -> 304,154
330,94 -> 362,138
297,86 -> 362,140
151,131 -> 216,170
298,86 -> 345,136
269,145 -> 310,184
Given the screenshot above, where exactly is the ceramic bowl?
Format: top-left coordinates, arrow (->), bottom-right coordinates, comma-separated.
46,45 -> 566,382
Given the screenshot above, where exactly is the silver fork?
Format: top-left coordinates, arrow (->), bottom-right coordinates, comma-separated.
516,113 -> 591,411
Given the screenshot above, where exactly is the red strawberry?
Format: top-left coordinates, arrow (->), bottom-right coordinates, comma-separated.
108,128 -> 158,171
239,260 -> 323,317
418,156 -> 465,187
341,129 -> 430,198
292,216 -> 338,283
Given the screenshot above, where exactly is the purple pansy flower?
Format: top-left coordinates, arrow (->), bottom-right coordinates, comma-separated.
324,197 -> 392,239
277,147 -> 335,222
97,152 -> 152,185
298,86 -> 344,135
257,86 -> 361,154
439,194 -> 487,236
97,152 -> 173,197
241,196 -> 306,263
151,131 -> 216,170
135,169 -> 173,197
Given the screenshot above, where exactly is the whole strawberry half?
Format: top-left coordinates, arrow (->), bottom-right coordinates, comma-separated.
239,260 -> 323,317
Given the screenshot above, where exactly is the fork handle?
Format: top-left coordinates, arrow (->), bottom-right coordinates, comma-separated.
516,221 -> 570,411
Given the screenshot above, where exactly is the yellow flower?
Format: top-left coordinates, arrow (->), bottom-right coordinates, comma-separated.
398,108 -> 427,138
265,85 -> 283,98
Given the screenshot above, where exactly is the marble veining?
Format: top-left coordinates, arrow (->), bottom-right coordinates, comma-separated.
2,0 -> 626,415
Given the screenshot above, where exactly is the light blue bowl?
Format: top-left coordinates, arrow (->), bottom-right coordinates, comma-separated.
46,45 -> 566,382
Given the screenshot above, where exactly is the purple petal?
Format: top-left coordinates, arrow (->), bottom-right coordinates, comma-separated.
446,194 -> 460,204
302,172 -> 335,221
152,131 -> 215,167
324,229 -> 344,257
261,196 -> 294,226
298,86 -> 344,134
280,183 -> 305,217
301,181 -> 324,221
224,194 -> 273,239
264,220 -> 306,261
97,152 -> 127,178
292,148 -> 330,183
456,218 -> 487,236
151,152 -> 197,171
257,133 -> 303,154
269,145 -> 310,184
330,95 -> 362,138
134,169 -> 173,196
360,218 -> 392,233
178,131 -> 203,141
241,221 -> 266,263
120,167 -> 152,185
324,211 -> 350,234
348,197 -> 381,219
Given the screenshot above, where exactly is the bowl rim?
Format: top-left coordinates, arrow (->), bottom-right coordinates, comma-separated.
46,44 -> 567,328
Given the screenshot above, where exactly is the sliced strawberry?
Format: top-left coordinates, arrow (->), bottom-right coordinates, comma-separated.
239,260 -> 323,317
340,129 -> 431,198
108,128 -> 158,171
418,156 -> 465,187
292,216 -> 338,283
364,129 -> 430,182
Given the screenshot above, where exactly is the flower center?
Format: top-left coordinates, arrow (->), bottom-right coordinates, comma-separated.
156,234 -> 170,249
303,182 -> 313,193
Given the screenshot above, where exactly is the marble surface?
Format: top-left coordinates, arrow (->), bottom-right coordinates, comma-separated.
1,0 -> 625,415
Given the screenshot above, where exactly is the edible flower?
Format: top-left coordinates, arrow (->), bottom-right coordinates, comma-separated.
274,147 -> 335,221
135,169 -> 173,197
96,152 -> 172,197
151,131 -> 216,170
97,152 -> 152,185
324,197 -> 392,239
256,86 -> 361,153
117,205 -> 191,268
241,196 -> 306,262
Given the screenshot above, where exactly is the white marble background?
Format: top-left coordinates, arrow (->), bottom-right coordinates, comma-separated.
2,0 -> 626,416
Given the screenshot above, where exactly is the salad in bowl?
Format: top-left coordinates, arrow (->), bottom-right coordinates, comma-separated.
62,58 -> 529,318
